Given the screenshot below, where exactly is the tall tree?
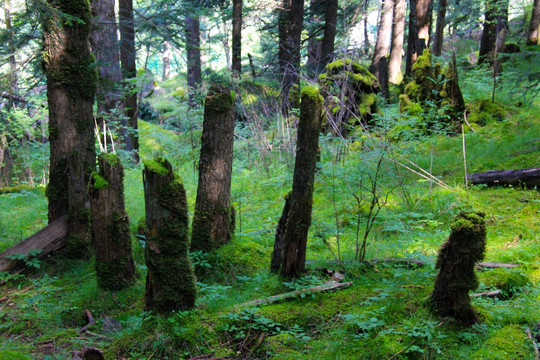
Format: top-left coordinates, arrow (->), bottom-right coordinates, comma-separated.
4,0 -> 17,108
43,0 -> 97,257
278,0 -> 305,116
162,41 -> 171,81
389,0 -> 406,83
281,87 -> 323,278
320,0 -> 339,71
479,0 -> 507,66
119,0 -> 139,162
432,0 -> 448,56
306,0 -> 324,76
185,2 -> 202,106
370,0 -> 394,84
406,0 -> 433,76
528,0 -> 540,45
232,0 -> 243,76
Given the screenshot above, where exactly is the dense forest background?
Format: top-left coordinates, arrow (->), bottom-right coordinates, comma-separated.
0,0 -> 539,359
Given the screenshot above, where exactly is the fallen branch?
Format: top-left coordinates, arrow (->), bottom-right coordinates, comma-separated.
525,327 -> 540,360
392,156 -> 451,190
476,262 -> 519,269
371,257 -> 428,267
237,281 -> 353,307
467,168 -> 540,188
471,290 -> 501,298
78,309 -> 96,334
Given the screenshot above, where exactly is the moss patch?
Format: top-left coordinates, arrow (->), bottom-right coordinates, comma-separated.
471,325 -> 534,359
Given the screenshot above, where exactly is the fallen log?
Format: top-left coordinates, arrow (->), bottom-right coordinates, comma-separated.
471,290 -> 501,298
237,281 -> 353,307
467,168 -> 540,187
0,215 -> 67,273
476,262 -> 519,269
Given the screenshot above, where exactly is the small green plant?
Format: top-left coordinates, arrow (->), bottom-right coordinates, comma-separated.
7,249 -> 43,269
341,313 -> 386,339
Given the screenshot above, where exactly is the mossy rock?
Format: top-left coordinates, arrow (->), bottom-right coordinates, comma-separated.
399,94 -> 423,115
478,268 -> 531,299
0,350 -> 33,360
471,325 -> 534,359
467,99 -> 507,126
501,43 -> 521,54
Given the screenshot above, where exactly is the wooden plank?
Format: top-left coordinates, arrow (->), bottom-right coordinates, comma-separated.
0,215 -> 68,273
237,281 -> 353,308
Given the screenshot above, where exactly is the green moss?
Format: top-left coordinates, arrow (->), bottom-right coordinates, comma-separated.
301,86 -> 323,103
399,94 -> 423,115
0,350 -> 33,360
471,325 -> 533,359
101,152 -> 120,166
479,268 -> 531,298
0,184 -> 37,194
47,54 -> 98,100
91,172 -> 109,190
143,157 -> 169,176
205,85 -> 235,113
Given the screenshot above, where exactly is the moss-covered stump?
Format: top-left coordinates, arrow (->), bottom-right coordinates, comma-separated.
143,157 -> 197,313
281,87 -> 324,278
89,153 -> 136,290
430,211 -> 487,325
318,59 -> 380,136
191,85 -> 236,252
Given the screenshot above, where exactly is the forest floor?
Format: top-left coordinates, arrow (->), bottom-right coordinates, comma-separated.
1,55 -> 540,359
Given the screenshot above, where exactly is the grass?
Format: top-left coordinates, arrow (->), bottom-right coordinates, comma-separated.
1,55 -> 539,359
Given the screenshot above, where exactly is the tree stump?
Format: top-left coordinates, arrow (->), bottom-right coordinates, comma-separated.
270,192 -> 291,273
89,154 -> 136,290
431,211 -> 487,325
191,85 -> 236,252
281,87 -> 324,278
143,157 -> 196,313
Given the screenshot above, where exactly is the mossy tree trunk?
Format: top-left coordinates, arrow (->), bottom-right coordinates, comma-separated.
405,0 -> 433,76
281,87 -> 323,278
143,157 -> 197,313
431,212 -> 486,326
370,0 -> 394,84
432,0 -> 447,56
119,0 -> 138,162
232,0 -> 242,77
528,0 -> 540,45
191,86 -> 236,252
90,154 -> 136,290
389,0 -> 406,84
270,192 -> 291,273
43,0 -> 97,258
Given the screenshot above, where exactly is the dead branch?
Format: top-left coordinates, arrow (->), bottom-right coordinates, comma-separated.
526,327 -> 540,360
371,257 -> 428,267
476,262 -> 519,269
78,309 -> 96,334
471,290 -> 501,298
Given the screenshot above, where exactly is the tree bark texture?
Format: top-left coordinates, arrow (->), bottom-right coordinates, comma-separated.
143,157 -> 197,313
467,168 -> 540,187
305,0 -> 323,76
320,0 -> 338,71
406,0 -> 433,76
370,0 -> 394,83
4,0 -> 17,109
0,136 -> 13,187
479,0 -> 503,66
185,15 -> 202,106
232,0 -> 243,76
389,0 -> 406,83
90,154 -> 136,290
248,53 -> 257,78
119,0 -> 138,162
191,86 -> 236,252
281,87 -> 324,278
162,41 -> 171,81
278,0 -> 305,116
432,0 -> 448,56
528,0 -> 540,45
431,212 -> 486,325
270,192 -> 291,273
43,0 -> 97,258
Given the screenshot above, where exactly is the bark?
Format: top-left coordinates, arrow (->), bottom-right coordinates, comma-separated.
479,0 -> 503,66
432,0 -> 448,56
0,135 -> 13,187
528,0 -> 540,45
232,0 -> 242,76
281,87 -> 324,278
406,0 -> 433,76
90,154 -> 136,290
378,56 -> 390,99
320,0 -> 338,70
431,212 -> 486,326
221,18 -> 231,70
43,0 -> 97,258
270,192 -> 291,273
143,157 -> 197,313
185,15 -> 202,106
278,0 -> 305,116
191,86 -> 236,252
467,168 -> 540,187
119,0 -> 139,162
370,0 -> 394,83
162,41 -> 171,81
248,53 -> 257,78
492,0 -> 509,74
305,0 -> 323,76
0,216 -> 67,273
389,0 -> 406,83
4,0 -> 17,109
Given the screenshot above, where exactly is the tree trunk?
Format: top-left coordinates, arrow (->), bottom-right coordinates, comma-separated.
185,15 -> 202,106
406,0 -> 433,76
305,0 -> 323,77
431,212 -> 486,325
270,192 -> 291,273
0,135 -> 13,187
191,86 -> 236,252
467,168 -> 540,187
43,0 -> 97,258
370,0 -> 394,85
281,87 -> 324,278
90,154 -> 136,290
320,0 -> 338,70
279,0 -> 304,116
143,157 -> 197,313
221,18 -> 232,70
232,0 -> 242,76
91,0 -> 124,150
479,0 -> 501,66
432,0 -> 448,56
119,0 -> 139,162
162,41 -> 171,81
248,53 -> 257,78
528,0 -> 540,45
389,0 -> 406,83
4,0 -> 17,109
